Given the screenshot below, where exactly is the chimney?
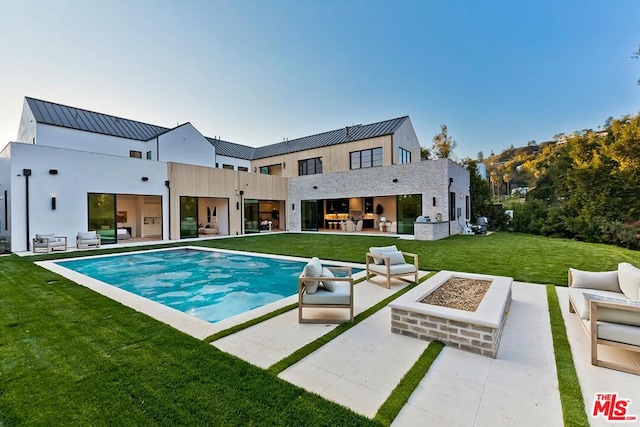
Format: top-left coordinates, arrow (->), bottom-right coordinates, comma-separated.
345,126 -> 349,138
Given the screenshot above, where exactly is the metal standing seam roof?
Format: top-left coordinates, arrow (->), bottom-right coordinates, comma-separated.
206,137 -> 256,160
26,97 -> 169,141
25,97 -> 409,160
252,116 -> 408,160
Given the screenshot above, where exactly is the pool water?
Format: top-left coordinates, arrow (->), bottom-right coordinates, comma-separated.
57,248 -> 308,323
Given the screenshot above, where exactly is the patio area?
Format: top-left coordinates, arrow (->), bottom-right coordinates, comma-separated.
209,275 -> 639,426
36,248 -> 640,425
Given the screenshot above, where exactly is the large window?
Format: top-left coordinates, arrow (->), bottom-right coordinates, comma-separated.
399,147 -> 411,164
449,192 -> 456,220
397,194 -> 422,234
298,157 -> 322,176
88,193 -> 116,244
180,196 -> 198,238
350,147 -> 382,169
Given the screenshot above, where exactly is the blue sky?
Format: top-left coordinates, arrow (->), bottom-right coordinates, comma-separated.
1,0 -> 638,159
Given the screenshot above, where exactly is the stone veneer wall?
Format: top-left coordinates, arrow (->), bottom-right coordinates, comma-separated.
413,221 -> 450,241
287,158 -> 470,232
391,290 -> 512,358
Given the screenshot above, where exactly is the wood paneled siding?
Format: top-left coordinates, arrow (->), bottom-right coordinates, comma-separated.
167,162 -> 288,238
251,135 -> 396,177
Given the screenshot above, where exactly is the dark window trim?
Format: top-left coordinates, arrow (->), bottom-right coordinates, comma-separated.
350,147 -> 382,169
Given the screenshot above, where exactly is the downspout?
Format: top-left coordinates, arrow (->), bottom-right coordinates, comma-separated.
156,136 -> 160,160
165,180 -> 171,240
23,169 -> 31,250
448,177 -> 453,236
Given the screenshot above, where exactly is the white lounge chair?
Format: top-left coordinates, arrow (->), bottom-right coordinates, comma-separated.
32,233 -> 68,253
356,220 -> 363,232
77,231 -> 101,249
298,257 -> 354,323
345,221 -> 356,232
366,245 -> 419,288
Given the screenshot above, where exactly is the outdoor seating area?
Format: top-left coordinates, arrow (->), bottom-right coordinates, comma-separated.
365,245 -> 419,288
298,257 -> 354,323
32,233 -> 68,253
568,264 -> 640,375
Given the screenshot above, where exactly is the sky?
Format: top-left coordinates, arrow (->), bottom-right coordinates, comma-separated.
1,0 -> 639,159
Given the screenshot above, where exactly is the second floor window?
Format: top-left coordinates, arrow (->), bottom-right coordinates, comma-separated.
399,147 -> 411,164
298,157 -> 322,176
222,164 -> 234,170
350,147 -> 382,169
146,151 -> 152,160
130,150 -> 142,158
238,166 -> 249,172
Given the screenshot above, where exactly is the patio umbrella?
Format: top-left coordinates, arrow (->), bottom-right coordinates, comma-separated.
207,206 -> 211,223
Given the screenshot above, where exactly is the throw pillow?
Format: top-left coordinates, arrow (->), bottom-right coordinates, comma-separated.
303,257 -> 323,294
385,251 -> 407,265
321,267 -> 340,292
618,263 -> 640,300
569,268 -> 620,293
583,292 -> 640,326
370,245 -> 398,265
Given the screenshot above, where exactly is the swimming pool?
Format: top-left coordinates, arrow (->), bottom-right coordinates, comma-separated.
56,248 -> 310,323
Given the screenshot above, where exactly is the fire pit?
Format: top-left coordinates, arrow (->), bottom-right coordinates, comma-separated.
389,271 -> 512,358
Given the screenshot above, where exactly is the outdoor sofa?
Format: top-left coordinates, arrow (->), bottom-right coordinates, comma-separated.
568,263 -> 640,375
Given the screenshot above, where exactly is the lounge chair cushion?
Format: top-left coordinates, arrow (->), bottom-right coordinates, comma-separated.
618,262 -> 640,300
78,232 -> 97,240
583,293 -> 640,326
385,251 -> 406,265
303,257 -> 323,293
368,262 -> 417,276
369,245 -> 398,265
569,288 -> 625,319
35,233 -> 55,243
596,321 -> 640,347
321,267 -> 340,292
569,268 -> 620,293
301,282 -> 351,305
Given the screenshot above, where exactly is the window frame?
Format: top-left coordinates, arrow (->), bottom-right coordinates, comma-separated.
350,147 -> 382,169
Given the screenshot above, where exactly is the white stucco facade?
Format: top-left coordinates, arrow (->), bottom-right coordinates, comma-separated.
2,143 -> 168,252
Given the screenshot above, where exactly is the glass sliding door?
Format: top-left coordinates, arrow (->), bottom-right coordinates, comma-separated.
396,194 -> 422,235
180,196 -> 198,238
301,200 -> 318,231
88,193 -> 116,244
244,199 -> 260,233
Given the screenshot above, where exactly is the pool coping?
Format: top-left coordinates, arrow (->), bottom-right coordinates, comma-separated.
36,246 -> 368,340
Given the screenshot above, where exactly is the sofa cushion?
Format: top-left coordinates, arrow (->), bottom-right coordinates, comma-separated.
583,292 -> 640,327
301,282 -> 351,305
618,262 -> 640,300
569,288 -> 625,319
597,322 -> 640,347
569,268 -> 620,293
385,251 -> 406,265
35,233 -> 55,243
302,257 -> 323,293
369,245 -> 398,265
368,262 -> 416,276
78,232 -> 96,240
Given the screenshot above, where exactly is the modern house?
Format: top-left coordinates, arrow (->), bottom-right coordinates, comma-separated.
0,97 -> 470,252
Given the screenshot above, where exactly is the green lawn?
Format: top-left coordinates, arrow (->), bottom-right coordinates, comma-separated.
3,232 -> 639,424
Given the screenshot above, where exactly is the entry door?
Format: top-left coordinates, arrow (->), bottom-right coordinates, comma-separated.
301,200 -> 318,231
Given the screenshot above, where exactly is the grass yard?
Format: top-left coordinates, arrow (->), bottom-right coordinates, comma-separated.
3,232 -> 640,424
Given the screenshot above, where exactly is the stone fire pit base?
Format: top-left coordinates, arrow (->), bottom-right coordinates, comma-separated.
389,270 -> 512,358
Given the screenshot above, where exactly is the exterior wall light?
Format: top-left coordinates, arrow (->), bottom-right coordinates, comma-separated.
49,169 -> 58,175
141,177 -> 149,181
51,197 -> 56,210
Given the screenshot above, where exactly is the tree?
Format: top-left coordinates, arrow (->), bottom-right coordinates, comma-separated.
420,146 -> 431,160
467,161 -> 491,220
432,124 -> 457,159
